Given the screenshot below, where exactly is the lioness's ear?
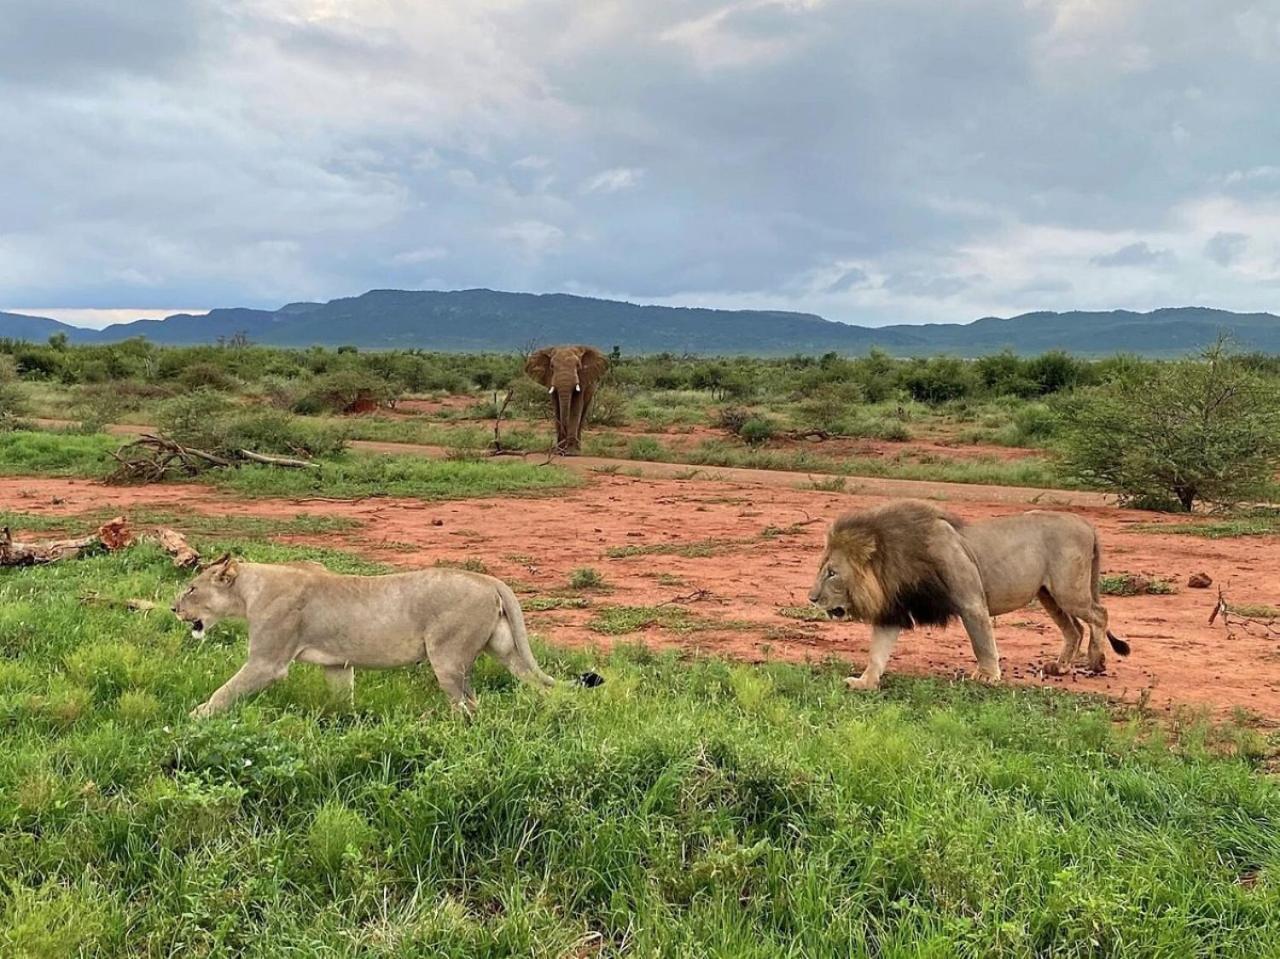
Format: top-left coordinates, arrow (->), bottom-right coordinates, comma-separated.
213,557 -> 239,585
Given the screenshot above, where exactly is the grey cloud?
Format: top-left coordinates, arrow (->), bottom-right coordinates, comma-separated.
1090,242 -> 1175,268
1204,232 -> 1248,266
4,0 -> 1280,324
825,268 -> 870,294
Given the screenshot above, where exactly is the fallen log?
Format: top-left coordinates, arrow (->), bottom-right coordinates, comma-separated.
0,516 -> 131,567
151,527 -> 200,568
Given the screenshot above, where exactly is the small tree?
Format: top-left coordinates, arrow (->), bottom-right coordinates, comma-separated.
1057,343 -> 1280,511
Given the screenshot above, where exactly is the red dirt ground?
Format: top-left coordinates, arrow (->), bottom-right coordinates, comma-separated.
3,470 -> 1278,721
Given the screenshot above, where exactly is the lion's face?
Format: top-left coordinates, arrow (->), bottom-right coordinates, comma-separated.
172,556 -> 245,639
809,538 -> 886,622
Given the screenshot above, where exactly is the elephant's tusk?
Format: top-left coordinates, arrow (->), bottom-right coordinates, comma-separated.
548,386 -> 555,394
575,383 -> 581,392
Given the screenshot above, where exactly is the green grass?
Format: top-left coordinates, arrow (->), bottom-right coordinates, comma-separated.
587,603 -> 707,634
606,537 -> 748,559
778,604 -> 829,622
1098,574 -> 1177,597
0,544 -> 1278,955
0,430 -> 116,478
1136,509 -> 1280,539
211,452 -> 578,501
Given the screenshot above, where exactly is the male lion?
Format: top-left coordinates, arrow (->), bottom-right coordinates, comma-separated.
808,500 -> 1130,689
173,555 -> 601,718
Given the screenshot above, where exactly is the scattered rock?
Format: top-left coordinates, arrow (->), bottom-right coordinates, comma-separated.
431,519 -> 444,527
1187,572 -> 1213,589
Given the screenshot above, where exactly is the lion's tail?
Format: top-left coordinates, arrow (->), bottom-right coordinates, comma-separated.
496,582 -> 604,689
1090,530 -> 1132,657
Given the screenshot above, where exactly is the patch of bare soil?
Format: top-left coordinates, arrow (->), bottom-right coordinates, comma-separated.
3,472 -> 1277,720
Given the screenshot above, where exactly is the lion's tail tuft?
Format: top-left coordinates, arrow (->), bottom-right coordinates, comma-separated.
1107,631 -> 1131,656
577,671 -> 606,688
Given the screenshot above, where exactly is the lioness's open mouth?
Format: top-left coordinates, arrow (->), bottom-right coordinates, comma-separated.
827,606 -> 848,620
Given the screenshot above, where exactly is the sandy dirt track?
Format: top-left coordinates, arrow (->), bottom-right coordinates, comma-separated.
2,467 -> 1277,721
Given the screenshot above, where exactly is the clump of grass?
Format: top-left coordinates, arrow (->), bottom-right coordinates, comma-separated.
1136,509 -> 1280,539
436,557 -> 490,574
809,475 -> 847,492
569,567 -> 606,589
605,537 -> 746,559
1099,573 -> 1177,596
777,605 -> 828,622
524,596 -> 592,611
587,604 -> 703,634
1225,602 -> 1280,620
307,802 -> 376,875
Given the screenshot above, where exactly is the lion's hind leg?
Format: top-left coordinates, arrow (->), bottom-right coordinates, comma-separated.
1039,589 -> 1083,676
1051,583 -> 1111,673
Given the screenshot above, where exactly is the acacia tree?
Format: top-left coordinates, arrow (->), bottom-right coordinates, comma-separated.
1057,342 -> 1280,511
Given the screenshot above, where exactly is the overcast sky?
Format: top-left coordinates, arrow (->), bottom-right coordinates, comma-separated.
3,0 -> 1279,328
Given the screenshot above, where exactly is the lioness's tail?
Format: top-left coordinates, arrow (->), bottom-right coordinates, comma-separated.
1090,530 -> 1132,658
496,582 -> 605,688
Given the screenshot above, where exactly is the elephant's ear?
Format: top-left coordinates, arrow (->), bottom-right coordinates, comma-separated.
524,348 -> 554,387
578,346 -> 609,385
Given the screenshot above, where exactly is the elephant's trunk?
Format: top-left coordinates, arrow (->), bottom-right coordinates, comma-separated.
554,372 -> 576,450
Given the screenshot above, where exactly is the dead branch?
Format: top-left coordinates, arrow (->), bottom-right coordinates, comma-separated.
150,527 -> 199,568
1209,585 -> 1280,638
488,386 -> 518,455
107,433 -> 314,485
80,593 -> 161,613
237,449 -> 316,469
658,588 -> 712,607
784,428 -> 833,442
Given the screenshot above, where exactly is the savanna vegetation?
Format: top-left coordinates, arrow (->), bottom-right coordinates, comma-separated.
1,532 -> 1277,957
4,335 -> 1279,508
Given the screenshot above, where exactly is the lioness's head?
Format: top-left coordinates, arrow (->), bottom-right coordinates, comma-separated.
172,554 -> 246,639
808,525 -> 886,622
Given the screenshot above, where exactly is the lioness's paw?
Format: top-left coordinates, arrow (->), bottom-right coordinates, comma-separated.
1043,660 -> 1068,677
969,668 -> 1001,685
189,702 -> 216,719
844,674 -> 880,691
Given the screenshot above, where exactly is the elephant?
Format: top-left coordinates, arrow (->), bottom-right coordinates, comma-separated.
524,345 -> 609,454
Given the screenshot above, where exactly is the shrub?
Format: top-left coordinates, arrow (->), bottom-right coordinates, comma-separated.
294,370 -> 400,415
738,417 -> 775,447
569,567 -> 606,589
588,383 -> 628,427
157,392 -> 345,457
795,383 -> 863,434
714,407 -> 751,435
179,362 -> 238,392
155,391 -> 236,451
1057,343 -> 1280,511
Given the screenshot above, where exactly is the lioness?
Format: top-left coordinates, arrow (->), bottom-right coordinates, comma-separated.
808,500 -> 1130,689
174,555 -> 600,718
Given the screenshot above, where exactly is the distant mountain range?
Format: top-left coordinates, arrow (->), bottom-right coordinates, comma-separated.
3,290 -> 1278,357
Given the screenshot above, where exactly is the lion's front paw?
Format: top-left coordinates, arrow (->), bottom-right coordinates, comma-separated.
844,673 -> 880,691
969,667 -> 1001,685
189,702 -> 216,720
1043,660 -> 1069,677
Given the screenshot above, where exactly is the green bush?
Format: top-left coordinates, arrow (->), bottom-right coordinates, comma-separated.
1057,343 -> 1280,510
157,391 -> 345,457
739,417 -> 776,447
293,369 -> 400,415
